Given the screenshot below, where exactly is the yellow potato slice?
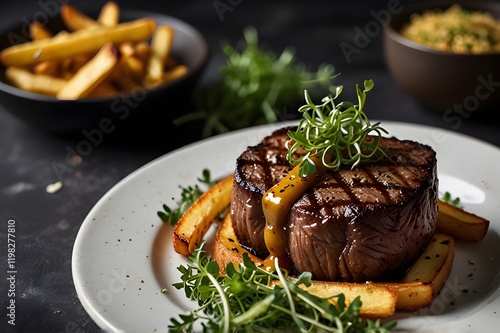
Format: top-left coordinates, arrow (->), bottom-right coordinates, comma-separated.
401,232 -> 455,290
173,175 -> 234,256
301,281 -> 398,319
437,199 -> 490,241
376,281 -> 435,311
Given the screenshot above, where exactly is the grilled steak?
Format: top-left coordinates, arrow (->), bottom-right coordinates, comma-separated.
230,126 -> 438,282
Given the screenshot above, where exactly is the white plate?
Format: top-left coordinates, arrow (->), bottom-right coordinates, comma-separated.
72,121 -> 500,333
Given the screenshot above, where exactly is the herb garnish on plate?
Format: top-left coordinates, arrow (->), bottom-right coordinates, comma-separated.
168,245 -> 396,333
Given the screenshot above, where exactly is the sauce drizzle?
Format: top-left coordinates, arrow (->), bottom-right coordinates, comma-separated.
262,155 -> 326,272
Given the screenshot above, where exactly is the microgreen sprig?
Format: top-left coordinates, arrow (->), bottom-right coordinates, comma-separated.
441,191 -> 461,207
287,79 -> 388,177
168,243 -> 397,333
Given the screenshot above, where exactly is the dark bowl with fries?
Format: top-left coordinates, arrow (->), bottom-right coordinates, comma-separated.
0,6 -> 209,134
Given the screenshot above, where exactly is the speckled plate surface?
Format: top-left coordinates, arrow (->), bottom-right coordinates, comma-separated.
72,121 -> 500,332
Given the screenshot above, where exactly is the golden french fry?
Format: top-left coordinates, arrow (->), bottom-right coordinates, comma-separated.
173,175 -> 234,256
60,57 -> 75,79
119,42 -> 135,57
54,30 -> 69,38
33,61 -> 59,76
60,4 -> 100,31
29,22 -> 52,40
163,64 -> 188,83
57,53 -> 95,79
70,53 -> 94,73
122,56 -> 145,79
133,41 -> 150,62
57,43 -> 118,100
144,64 -> 188,88
145,25 -> 174,83
0,18 -> 157,67
401,233 -> 454,287
5,66 -> 67,96
98,1 -> 120,27
115,42 -> 146,83
437,199 -> 490,241
109,57 -> 140,92
29,23 -> 60,77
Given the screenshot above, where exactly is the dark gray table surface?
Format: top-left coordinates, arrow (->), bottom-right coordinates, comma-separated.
1,1 -> 499,332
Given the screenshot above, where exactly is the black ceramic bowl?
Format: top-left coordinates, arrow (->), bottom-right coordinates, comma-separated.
0,9 -> 209,134
383,0 -> 500,113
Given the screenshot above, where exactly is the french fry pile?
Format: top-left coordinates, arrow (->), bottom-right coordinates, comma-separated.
0,2 -> 189,99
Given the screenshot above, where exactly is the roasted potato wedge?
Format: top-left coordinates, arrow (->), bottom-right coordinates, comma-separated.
375,281 -> 435,311
212,213 -> 262,276
401,232 -> 454,288
173,175 -> 234,256
437,199 -> 490,242
301,281 -> 398,319
379,233 -> 455,311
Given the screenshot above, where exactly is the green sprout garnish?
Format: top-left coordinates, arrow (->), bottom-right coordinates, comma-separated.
157,169 -> 215,226
441,191 -> 461,207
168,243 -> 397,333
287,79 -> 388,177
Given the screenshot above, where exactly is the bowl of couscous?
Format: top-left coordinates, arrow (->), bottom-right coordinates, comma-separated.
383,0 -> 500,114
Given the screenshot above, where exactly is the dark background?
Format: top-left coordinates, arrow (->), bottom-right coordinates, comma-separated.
0,0 -> 499,332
